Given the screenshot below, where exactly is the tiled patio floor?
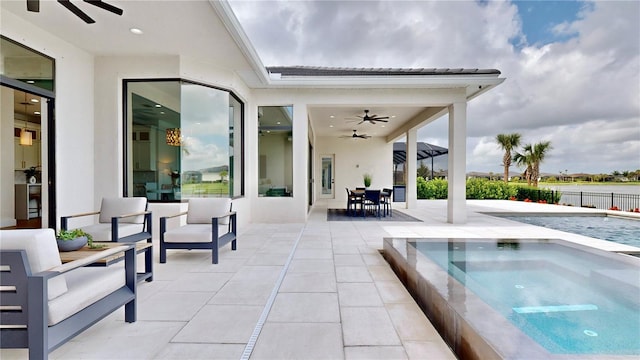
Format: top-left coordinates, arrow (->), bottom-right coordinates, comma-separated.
3,200 -> 635,359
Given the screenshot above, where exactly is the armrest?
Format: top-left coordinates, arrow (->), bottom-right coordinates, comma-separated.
213,211 -> 236,219
47,244 -> 134,275
61,211 -> 100,230
159,212 -> 187,237
113,210 -> 152,220
160,211 -> 188,221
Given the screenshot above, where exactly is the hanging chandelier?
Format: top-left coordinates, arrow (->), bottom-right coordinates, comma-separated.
166,128 -> 181,146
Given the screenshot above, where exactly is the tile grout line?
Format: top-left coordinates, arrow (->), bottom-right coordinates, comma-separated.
240,225 -> 307,360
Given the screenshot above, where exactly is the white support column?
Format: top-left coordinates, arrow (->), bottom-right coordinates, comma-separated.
293,104 -> 309,220
406,129 -> 417,209
447,102 -> 467,224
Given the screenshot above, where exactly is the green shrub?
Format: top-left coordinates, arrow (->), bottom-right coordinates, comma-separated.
417,177 -> 448,199
466,178 -> 518,199
515,186 -> 562,203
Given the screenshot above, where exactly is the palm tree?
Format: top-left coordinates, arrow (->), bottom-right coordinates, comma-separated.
495,133 -> 521,183
514,141 -> 552,187
514,144 -> 534,186
530,141 -> 552,186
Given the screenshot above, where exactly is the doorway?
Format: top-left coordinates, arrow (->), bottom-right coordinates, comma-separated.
1,87 -> 51,229
1,36 -> 56,230
320,154 -> 334,199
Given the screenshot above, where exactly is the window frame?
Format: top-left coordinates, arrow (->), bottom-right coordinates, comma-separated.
122,78 -> 245,201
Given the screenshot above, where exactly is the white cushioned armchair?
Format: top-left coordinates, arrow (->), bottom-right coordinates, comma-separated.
0,229 -> 136,360
61,197 -> 153,282
159,198 -> 237,264
61,197 -> 151,243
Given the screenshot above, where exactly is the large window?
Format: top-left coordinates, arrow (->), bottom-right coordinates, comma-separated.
125,80 -> 243,201
258,106 -> 293,197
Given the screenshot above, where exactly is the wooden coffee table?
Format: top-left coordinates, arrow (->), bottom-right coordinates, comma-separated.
60,241 -> 153,283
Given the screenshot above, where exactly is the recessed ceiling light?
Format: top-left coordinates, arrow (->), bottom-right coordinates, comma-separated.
329,115 -> 335,119
160,111 -> 165,115
381,125 -> 386,128
154,104 -> 161,108
34,111 -> 41,115
30,98 -> 39,103
329,125 -> 334,128
26,80 -> 35,84
130,28 -> 143,35
276,121 -> 281,125
391,115 -> 396,118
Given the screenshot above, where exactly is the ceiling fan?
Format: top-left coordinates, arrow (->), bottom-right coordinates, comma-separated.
349,109 -> 389,125
340,130 -> 371,139
27,0 -> 123,24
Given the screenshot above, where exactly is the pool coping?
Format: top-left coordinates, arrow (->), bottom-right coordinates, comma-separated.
480,212 -> 640,255
383,237 -> 640,360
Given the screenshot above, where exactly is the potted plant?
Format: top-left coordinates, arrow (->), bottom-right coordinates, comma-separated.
23,166 -> 38,183
56,229 -> 94,252
363,173 -> 372,188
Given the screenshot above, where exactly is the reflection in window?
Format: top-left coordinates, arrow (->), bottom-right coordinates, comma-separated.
1,36 -> 55,91
125,80 -> 243,201
258,106 -> 293,197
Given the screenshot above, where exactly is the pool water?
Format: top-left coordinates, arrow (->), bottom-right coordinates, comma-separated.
499,215 -> 640,248
414,240 -> 640,355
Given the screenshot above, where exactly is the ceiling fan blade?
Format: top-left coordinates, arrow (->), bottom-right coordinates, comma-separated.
83,0 -> 123,15
27,0 -> 40,12
374,118 -> 389,122
58,0 -> 95,23
373,116 -> 389,120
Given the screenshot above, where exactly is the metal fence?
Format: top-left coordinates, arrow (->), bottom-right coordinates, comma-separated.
557,191 -> 640,211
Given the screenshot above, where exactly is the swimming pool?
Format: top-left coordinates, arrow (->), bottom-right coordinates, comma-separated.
498,214 -> 640,248
383,237 -> 640,359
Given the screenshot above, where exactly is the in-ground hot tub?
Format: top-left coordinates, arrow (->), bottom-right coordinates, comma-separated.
383,238 -> 640,360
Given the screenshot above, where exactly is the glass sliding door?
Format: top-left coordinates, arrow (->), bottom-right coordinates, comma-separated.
1,36 -> 55,229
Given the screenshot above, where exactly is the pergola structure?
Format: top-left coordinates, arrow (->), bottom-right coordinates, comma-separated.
393,142 -> 449,180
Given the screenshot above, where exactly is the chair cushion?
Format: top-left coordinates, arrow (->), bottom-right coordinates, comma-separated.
186,198 -> 231,225
163,224 -> 229,243
0,229 -> 68,300
98,197 -> 147,224
48,266 -> 125,326
81,223 -> 144,242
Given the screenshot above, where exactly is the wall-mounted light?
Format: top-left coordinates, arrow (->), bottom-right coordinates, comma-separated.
166,128 -> 181,146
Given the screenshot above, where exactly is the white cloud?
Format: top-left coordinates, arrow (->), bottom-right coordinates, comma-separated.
229,0 -> 640,173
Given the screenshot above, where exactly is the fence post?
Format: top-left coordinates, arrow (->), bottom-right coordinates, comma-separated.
611,193 -> 614,209
580,192 -> 583,207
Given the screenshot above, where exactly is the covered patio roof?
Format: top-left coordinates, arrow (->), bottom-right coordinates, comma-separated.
393,142 -> 448,165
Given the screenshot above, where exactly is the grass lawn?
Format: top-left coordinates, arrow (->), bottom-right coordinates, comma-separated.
181,182 -> 229,196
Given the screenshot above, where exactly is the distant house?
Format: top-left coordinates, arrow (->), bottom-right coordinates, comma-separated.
183,171 -> 203,183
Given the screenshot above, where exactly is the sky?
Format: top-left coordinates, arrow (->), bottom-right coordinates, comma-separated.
228,0 -> 640,176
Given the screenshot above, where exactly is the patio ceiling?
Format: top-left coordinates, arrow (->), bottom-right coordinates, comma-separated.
308,106 -> 429,140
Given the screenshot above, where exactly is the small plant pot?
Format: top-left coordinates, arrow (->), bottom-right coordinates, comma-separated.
56,236 -> 88,252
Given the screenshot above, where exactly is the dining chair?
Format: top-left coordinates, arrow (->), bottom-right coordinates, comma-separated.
382,188 -> 393,216
364,189 -> 382,218
348,188 -> 364,216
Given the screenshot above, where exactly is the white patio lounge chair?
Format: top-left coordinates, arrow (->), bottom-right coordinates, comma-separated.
159,198 -> 237,264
